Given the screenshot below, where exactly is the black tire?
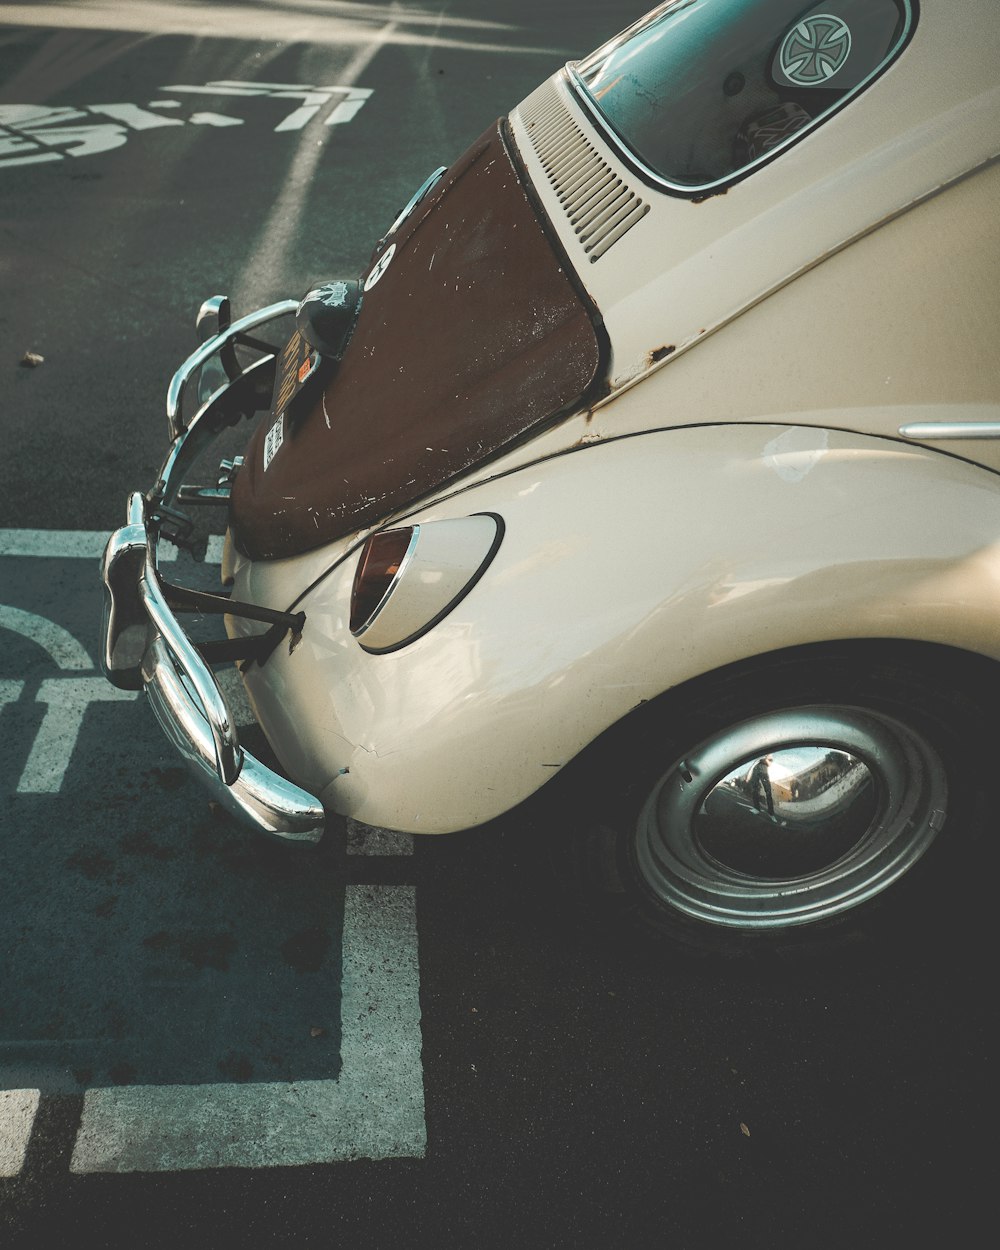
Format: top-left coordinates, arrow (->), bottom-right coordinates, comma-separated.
538,642 -> 996,965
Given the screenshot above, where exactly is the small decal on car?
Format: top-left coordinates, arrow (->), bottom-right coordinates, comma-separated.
305,280 -> 352,309
263,414 -> 284,471
364,243 -> 396,292
779,14 -> 852,86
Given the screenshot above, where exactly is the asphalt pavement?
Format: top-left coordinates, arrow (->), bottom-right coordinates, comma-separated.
0,3 -> 994,1246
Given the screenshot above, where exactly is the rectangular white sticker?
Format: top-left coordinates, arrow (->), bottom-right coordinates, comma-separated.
263,414 -> 284,472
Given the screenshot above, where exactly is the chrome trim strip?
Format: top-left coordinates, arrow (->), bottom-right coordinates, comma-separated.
166,298 -> 297,440
100,491 -> 148,689
899,422 -> 1000,440
564,0 -> 917,199
139,547 -> 243,784
386,166 -> 447,237
351,525 -> 421,639
157,354 -> 275,509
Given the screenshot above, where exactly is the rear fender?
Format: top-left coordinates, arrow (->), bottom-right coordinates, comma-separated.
237,423 -> 1000,832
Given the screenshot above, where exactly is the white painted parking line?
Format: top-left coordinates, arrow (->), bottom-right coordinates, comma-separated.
325,88 -> 374,126
87,103 -> 183,131
18,678 -> 139,793
154,82 -> 372,132
0,679 -> 25,708
0,1089 -> 40,1177
0,528 -> 222,563
0,605 -> 94,670
0,529 -> 112,559
3,532 -> 426,1172
190,113 -> 242,128
70,884 -> 425,1172
1,83 -> 373,167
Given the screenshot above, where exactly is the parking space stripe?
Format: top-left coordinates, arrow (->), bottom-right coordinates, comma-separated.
17,678 -> 139,793
0,1089 -> 41,1177
0,679 -> 25,707
3,530 -> 426,1173
69,884 -> 425,1172
0,528 -> 224,563
0,529 -> 116,559
0,606 -> 93,671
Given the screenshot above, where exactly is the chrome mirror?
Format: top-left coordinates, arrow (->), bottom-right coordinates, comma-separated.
695,746 -> 878,878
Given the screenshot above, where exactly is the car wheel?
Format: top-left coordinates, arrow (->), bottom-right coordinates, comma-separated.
544,644 -> 994,962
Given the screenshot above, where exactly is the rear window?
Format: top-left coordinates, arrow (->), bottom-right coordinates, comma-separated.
571,0 -> 914,194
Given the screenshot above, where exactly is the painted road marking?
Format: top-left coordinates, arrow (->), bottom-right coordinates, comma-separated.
0,1090 -> 41,1178
189,113 -> 243,128
70,884 -> 424,1172
18,677 -> 138,793
0,529 -> 220,562
1,533 -> 426,1172
160,82 -> 373,129
1,882 -> 424,1174
0,83 -> 373,169
0,597 -> 138,792
0,531 -> 230,795
88,102 -> 183,131
0,679 -> 25,707
0,528 -> 122,559
0,604 -> 93,670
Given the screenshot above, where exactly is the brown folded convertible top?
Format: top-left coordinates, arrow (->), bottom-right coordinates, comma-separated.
230,121 -> 605,561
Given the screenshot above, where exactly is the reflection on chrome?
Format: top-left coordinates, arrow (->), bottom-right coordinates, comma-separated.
696,746 -> 878,878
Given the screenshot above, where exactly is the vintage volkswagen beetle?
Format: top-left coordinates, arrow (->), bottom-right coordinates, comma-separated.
102,0 -> 1000,958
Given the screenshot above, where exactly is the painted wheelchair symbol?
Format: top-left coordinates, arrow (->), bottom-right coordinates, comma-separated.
0,585 -> 425,1172
0,603 -> 138,793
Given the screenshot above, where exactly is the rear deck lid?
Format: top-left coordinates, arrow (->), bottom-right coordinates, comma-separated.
231,122 -> 605,561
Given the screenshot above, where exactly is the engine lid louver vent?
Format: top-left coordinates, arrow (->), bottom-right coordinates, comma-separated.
516,78 -> 650,262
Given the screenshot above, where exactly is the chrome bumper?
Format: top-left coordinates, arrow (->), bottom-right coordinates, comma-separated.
100,299 -> 325,844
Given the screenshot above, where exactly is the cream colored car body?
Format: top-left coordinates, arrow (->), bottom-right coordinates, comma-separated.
228,0 -> 1000,834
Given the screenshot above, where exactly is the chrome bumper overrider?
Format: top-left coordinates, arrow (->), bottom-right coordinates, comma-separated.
100,299 -> 325,843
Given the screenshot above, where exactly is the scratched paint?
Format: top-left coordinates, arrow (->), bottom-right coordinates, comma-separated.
763,425 -> 830,482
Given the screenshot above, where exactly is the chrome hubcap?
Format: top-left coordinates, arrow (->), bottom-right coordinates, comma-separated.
634,706 -> 947,930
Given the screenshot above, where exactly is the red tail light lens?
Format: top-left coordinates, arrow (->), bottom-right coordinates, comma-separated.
350,527 -> 416,635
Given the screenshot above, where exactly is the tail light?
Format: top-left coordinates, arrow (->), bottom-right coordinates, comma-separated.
349,515 -> 503,652
349,527 -> 417,634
